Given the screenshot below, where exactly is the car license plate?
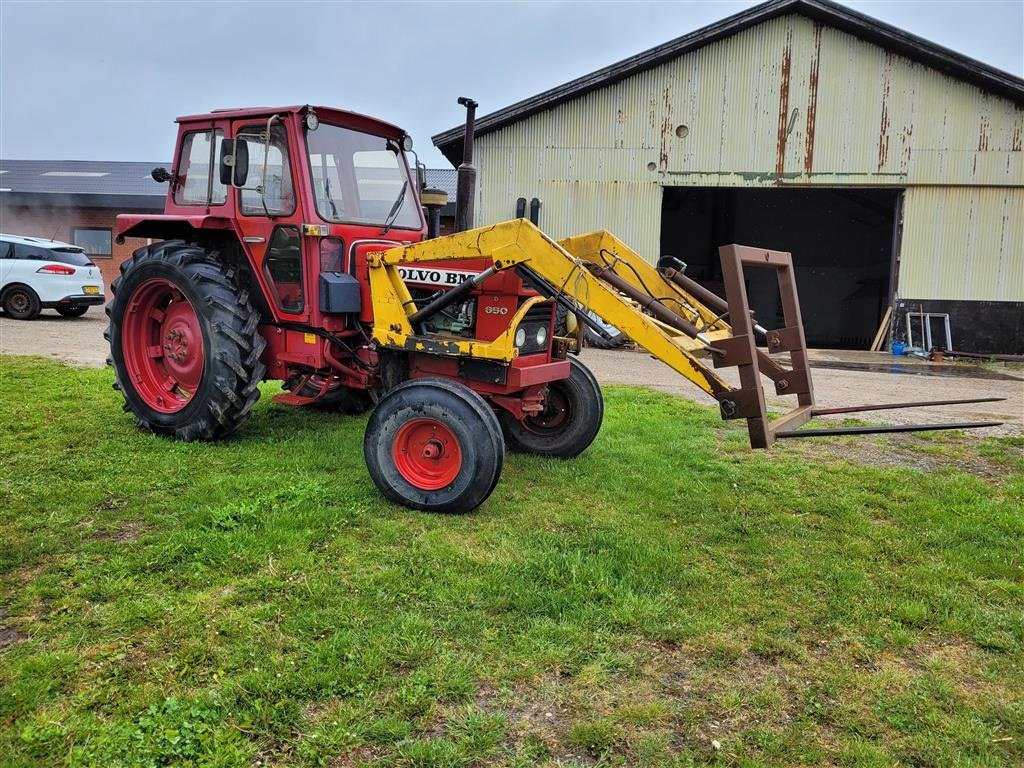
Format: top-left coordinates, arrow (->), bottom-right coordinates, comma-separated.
84,286 -> 100,295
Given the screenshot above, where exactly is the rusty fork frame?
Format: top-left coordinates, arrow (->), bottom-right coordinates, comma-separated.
707,245 -> 1003,446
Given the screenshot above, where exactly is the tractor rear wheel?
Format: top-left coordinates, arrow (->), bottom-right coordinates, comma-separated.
498,356 -> 603,458
364,378 -> 505,513
105,241 -> 266,441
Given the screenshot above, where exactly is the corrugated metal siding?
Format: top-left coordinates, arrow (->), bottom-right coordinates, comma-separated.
899,187 -> 1024,301
472,12 -> 1023,269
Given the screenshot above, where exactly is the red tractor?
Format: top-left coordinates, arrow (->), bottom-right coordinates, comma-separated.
108,105 -> 602,513
108,104 -> 1001,513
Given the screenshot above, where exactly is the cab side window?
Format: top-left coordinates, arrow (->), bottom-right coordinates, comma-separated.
0,241 -> 11,259
239,124 -> 295,217
174,130 -> 227,206
263,226 -> 303,313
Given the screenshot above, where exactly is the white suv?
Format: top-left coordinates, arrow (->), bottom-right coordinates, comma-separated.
0,234 -> 106,319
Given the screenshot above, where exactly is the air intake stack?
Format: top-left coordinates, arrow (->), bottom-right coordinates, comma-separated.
454,97 -> 478,233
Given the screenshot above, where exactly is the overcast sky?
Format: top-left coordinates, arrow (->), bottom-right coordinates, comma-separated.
1,1 -> 1021,168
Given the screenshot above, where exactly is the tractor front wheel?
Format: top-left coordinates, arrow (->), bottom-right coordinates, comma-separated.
499,356 -> 603,458
105,241 -> 266,441
364,379 -> 505,513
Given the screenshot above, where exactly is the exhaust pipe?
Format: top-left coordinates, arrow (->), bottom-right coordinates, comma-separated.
454,97 -> 478,232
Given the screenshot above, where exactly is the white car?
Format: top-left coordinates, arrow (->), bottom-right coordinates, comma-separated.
0,233 -> 106,319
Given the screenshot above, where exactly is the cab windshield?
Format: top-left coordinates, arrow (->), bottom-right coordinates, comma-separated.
306,123 -> 421,230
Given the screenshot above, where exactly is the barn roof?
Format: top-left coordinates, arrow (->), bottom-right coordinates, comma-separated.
432,0 -> 1024,166
0,159 -> 457,212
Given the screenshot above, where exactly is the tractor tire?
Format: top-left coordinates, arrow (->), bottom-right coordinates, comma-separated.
105,240 -> 266,441
315,386 -> 374,415
582,310 -> 627,349
498,356 -> 603,458
553,303 -> 580,337
364,378 -> 505,513
1,284 -> 41,320
56,305 -> 90,318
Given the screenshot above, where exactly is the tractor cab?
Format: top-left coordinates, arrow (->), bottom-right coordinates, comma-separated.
120,106 -> 428,327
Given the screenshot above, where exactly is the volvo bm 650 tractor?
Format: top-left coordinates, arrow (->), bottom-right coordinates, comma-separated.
107,104 -> 1001,513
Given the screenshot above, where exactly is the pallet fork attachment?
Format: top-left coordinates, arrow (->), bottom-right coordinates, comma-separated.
697,244 -> 1002,444
368,220 -> 1003,447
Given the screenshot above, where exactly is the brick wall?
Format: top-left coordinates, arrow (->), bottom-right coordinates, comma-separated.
1,206 -> 152,290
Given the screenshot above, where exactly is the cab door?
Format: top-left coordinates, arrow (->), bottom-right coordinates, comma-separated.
231,116 -> 309,322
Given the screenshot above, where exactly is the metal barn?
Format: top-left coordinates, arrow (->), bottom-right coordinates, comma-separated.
434,0 -> 1023,353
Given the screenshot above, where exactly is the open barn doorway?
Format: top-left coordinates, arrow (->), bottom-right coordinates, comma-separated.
660,187 -> 902,349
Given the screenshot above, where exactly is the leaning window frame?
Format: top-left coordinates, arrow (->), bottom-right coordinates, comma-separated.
303,122 -> 424,231
71,227 -> 113,258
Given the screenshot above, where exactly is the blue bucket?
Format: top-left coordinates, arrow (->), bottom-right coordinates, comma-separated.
891,341 -> 907,356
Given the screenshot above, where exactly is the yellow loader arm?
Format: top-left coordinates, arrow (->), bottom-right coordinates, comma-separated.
368,219 -> 732,399
368,219 -> 1003,447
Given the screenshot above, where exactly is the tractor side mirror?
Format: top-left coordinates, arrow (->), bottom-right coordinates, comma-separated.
219,138 -> 249,187
416,162 -> 427,192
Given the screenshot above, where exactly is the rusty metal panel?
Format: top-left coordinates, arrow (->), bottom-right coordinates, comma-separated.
471,12 -> 1023,260
899,187 -> 1024,302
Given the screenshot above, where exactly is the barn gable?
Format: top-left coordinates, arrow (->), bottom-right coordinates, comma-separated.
432,0 -> 1023,353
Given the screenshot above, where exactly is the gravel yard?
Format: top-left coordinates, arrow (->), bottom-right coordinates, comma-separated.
2,309 -> 1020,435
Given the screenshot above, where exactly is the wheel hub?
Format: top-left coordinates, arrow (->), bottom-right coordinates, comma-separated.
392,418 -> 463,490
524,386 -> 571,433
121,278 -> 205,413
163,328 -> 190,362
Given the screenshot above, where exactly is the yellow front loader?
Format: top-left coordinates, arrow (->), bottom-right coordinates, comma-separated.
365,218 -> 1001,513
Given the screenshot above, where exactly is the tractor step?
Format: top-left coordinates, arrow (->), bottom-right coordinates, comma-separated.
272,374 -> 333,406
272,391 -> 324,406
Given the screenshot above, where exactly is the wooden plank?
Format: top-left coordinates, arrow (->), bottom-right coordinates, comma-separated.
870,306 -> 893,352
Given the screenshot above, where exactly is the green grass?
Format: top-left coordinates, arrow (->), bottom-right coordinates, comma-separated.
1,355 -> 1022,767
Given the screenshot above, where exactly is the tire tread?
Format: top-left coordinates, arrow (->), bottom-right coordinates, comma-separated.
105,240 -> 265,441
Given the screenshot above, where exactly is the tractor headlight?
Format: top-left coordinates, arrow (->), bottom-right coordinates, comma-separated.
514,322 -> 551,354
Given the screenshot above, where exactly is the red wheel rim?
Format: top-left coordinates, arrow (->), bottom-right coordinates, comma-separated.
122,278 -> 205,414
522,385 -> 572,435
392,418 -> 462,490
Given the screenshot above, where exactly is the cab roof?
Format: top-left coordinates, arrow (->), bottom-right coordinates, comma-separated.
175,105 -> 407,137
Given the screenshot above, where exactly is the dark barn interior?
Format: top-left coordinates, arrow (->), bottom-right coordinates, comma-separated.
661,187 -> 902,349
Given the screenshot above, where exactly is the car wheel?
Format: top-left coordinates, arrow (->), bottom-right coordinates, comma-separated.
1,285 -> 42,320
57,306 -> 90,318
